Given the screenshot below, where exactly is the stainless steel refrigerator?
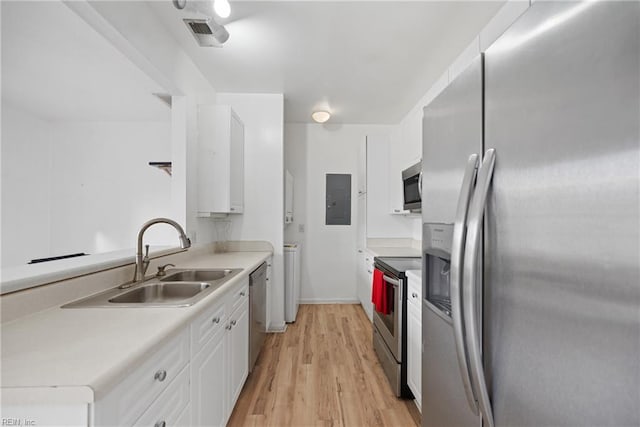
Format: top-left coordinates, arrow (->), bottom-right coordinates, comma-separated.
421,2 -> 639,427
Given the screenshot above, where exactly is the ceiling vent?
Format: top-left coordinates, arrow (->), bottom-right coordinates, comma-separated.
184,18 -> 229,47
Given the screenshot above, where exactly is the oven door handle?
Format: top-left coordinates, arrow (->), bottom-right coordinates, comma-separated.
382,275 -> 400,287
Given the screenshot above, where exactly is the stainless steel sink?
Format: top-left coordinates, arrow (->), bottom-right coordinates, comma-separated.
109,282 -> 210,304
161,269 -> 233,282
62,268 -> 243,308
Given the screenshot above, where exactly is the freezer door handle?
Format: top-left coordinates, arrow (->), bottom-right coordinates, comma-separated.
463,148 -> 496,427
451,153 -> 480,415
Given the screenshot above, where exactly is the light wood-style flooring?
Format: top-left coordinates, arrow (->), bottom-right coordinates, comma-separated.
228,304 -> 421,427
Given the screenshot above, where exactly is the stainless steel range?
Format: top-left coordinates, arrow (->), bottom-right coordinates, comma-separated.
372,256 -> 421,398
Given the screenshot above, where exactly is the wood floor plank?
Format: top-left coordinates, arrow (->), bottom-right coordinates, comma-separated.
228,304 -> 420,427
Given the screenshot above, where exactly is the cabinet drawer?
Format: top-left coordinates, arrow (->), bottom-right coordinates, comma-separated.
228,278 -> 249,314
191,298 -> 226,355
95,328 -> 190,426
134,365 -> 190,427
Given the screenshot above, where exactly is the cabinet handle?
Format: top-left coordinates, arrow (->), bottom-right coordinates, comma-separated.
412,292 -> 418,299
231,320 -> 237,326
155,421 -> 166,427
230,207 -> 236,211
154,370 -> 167,382
212,316 -> 221,324
367,270 -> 372,274
358,250 -> 363,253
240,291 -> 246,297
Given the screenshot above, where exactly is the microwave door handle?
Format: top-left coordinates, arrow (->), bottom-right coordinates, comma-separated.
463,149 -> 496,427
418,171 -> 423,199
451,153 -> 480,415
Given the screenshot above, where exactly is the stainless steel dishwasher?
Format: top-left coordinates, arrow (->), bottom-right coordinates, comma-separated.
249,262 -> 267,372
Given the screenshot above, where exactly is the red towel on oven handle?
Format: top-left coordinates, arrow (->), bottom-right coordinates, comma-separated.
371,268 -> 389,314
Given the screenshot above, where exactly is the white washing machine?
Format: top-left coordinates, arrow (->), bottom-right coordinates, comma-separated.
284,243 -> 301,323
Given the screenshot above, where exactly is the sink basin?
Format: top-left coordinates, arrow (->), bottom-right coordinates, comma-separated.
62,267 -> 243,308
109,282 -> 210,304
161,269 -> 233,282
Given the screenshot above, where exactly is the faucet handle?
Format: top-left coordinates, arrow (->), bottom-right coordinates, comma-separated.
156,263 -> 175,277
144,244 -> 150,258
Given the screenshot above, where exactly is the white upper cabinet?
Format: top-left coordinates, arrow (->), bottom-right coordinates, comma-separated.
388,126 -> 410,215
198,105 -> 245,215
366,134 -> 413,238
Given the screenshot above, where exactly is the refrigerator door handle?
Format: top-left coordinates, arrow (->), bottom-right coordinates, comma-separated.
418,171 -> 423,199
450,153 -> 480,414
463,148 -> 496,427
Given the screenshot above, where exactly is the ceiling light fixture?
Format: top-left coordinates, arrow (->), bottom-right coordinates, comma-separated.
214,0 -> 231,19
312,111 -> 331,123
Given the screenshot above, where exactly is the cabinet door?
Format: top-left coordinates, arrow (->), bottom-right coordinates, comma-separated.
361,254 -> 374,322
197,105 -> 244,215
229,112 -> 244,213
191,329 -> 227,427
407,304 -> 422,410
228,299 -> 249,414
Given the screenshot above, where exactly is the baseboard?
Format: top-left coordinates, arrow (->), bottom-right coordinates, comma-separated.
299,298 -> 360,304
267,322 -> 287,333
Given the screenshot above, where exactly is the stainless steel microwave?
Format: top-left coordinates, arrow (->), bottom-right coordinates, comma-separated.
402,161 -> 422,212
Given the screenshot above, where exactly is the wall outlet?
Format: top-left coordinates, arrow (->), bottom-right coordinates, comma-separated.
298,224 -> 305,233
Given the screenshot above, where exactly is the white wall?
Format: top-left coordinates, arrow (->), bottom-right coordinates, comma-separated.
48,120 -> 173,256
0,101 -> 174,268
390,1 -> 530,243
216,93 -> 285,330
1,104 -> 53,267
284,123 -> 398,303
85,1 -> 219,246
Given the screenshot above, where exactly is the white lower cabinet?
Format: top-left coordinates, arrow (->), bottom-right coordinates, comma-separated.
94,330 -> 191,426
91,276 -> 251,427
407,305 -> 421,410
192,278 -> 249,426
134,365 -> 190,427
191,328 -> 227,426
175,404 -> 191,426
10,276 -> 253,427
406,271 -> 422,412
228,299 -> 249,412
357,251 -> 374,321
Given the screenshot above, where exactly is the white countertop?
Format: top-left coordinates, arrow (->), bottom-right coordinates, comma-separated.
0,251 -> 271,405
366,246 -> 421,258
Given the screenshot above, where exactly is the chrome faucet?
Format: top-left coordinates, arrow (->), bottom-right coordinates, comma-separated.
129,218 -> 191,285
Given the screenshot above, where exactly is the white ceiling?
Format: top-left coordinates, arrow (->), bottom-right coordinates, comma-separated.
1,1 -> 170,122
148,0 -> 504,124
